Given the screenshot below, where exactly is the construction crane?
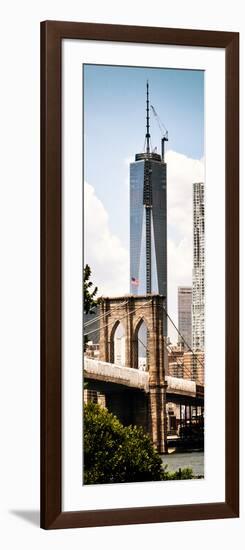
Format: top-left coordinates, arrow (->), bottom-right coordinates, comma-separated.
150,104 -> 168,161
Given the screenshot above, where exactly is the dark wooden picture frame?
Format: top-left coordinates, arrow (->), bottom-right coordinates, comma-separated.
41,20 -> 239,529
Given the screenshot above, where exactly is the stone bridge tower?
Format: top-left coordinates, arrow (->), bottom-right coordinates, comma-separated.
99,294 -> 168,453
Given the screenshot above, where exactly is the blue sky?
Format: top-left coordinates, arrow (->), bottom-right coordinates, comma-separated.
84,64 -> 204,338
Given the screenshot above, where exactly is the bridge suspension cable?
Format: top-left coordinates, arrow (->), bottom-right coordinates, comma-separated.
84,299 -> 153,338
165,342 -> 204,380
84,300 -> 129,327
138,333 -> 203,381
159,303 -> 205,369
137,302 -> 204,373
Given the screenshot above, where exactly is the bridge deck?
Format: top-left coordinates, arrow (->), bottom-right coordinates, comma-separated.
84,357 -> 203,400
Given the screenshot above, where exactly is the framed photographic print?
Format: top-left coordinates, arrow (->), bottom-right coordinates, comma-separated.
41,21 -> 239,529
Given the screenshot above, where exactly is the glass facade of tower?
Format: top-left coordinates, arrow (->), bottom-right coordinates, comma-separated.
130,154 -> 167,322
130,161 -> 145,295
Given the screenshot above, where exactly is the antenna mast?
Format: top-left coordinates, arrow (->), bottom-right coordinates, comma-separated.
146,81 -> 150,154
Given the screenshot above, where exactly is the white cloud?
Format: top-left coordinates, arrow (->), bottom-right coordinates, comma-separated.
167,150 -> 204,239
124,156 -> 134,166
166,150 -> 204,341
84,182 -> 129,297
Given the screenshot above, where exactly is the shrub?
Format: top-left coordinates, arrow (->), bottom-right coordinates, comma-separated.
162,466 -> 194,480
83,402 -> 163,484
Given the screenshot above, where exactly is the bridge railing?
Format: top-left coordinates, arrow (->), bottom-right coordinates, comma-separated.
84,357 -> 149,391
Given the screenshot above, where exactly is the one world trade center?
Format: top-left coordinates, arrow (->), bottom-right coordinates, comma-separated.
130,82 -> 168,333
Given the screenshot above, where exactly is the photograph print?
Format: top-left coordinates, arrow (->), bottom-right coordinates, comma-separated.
83,64 -> 205,485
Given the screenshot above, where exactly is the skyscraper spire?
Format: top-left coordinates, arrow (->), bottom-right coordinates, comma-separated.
146,81 -> 150,154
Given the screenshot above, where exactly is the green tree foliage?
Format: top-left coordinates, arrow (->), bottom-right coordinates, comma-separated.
83,403 -> 194,484
83,402 -> 164,484
83,264 -> 98,315
162,465 -> 194,480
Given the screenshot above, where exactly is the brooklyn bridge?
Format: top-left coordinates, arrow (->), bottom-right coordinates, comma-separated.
84,294 -> 204,454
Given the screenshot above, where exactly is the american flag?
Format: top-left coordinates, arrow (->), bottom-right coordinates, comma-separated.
131,277 -> 139,286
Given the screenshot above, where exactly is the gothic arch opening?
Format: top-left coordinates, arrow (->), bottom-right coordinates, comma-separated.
134,318 -> 149,371
110,321 -> 126,366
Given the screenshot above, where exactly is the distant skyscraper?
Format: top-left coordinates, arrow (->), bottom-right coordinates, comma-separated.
192,182 -> 205,352
129,82 -> 168,333
178,286 -> 192,349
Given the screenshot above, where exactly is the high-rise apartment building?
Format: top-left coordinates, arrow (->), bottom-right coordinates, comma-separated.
129,83 -> 168,334
178,286 -> 192,349
192,182 -> 205,352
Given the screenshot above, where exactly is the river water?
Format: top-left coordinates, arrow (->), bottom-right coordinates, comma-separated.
161,451 -> 204,477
